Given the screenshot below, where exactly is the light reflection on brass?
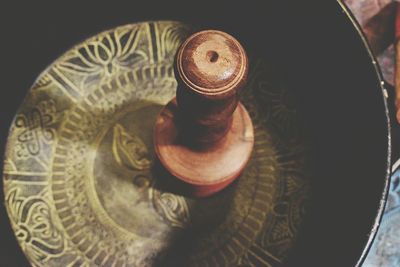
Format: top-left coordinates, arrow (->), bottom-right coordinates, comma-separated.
3,21 -> 310,266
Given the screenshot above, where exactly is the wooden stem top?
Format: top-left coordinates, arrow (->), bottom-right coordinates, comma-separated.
154,30 -> 254,197
176,30 -> 248,97
175,30 -> 248,147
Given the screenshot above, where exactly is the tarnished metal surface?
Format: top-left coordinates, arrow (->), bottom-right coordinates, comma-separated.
2,21 -> 310,266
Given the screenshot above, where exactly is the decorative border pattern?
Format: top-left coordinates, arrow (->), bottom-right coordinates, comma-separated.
3,21 -> 310,267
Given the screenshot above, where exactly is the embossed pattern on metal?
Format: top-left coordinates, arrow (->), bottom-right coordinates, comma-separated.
2,21 -> 310,267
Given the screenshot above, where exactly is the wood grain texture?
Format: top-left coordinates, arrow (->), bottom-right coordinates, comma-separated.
154,30 -> 254,197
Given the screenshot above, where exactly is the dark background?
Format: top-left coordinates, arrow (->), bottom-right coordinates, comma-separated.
0,1 -> 396,266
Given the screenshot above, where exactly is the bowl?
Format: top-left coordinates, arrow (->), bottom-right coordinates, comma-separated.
0,1 -> 391,266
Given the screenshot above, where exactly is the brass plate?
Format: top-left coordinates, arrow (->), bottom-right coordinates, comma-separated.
2,21 -> 310,267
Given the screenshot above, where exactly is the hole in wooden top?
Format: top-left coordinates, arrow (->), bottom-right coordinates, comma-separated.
206,50 -> 219,63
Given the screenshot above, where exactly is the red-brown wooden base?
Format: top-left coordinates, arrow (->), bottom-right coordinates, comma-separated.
154,98 -> 254,197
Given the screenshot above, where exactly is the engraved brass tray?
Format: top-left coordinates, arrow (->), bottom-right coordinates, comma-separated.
2,21 -> 310,267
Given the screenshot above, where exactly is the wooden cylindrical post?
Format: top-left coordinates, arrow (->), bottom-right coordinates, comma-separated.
154,30 -> 254,197
174,30 -> 248,147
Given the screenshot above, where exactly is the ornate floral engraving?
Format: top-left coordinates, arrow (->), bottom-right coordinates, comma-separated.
14,100 -> 56,158
3,21 -> 309,267
58,26 -> 148,86
112,123 -> 150,171
6,188 -> 64,266
150,189 -> 191,228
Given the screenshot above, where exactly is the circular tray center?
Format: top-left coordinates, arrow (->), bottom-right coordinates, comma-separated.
3,21 -> 310,267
